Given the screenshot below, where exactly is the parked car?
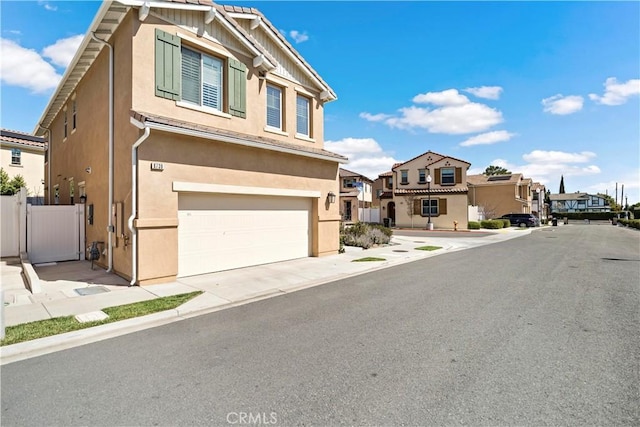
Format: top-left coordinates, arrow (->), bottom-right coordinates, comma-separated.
500,213 -> 540,227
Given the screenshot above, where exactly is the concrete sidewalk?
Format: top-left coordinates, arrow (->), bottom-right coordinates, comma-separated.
1,227 -> 535,363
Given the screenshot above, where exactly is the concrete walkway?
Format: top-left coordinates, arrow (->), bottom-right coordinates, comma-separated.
1,227 -> 536,363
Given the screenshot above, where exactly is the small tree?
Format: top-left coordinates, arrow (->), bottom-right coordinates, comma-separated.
483,165 -> 511,176
403,193 -> 419,229
0,168 -> 27,196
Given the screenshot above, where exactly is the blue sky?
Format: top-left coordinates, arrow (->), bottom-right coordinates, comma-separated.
1,1 -> 639,205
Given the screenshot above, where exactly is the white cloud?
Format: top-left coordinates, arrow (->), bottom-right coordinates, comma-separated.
464,86 -> 503,100
38,1 -> 57,11
365,88 -> 504,135
522,150 -> 596,164
41,34 -> 83,68
359,112 -> 391,122
412,89 -> 469,106
385,103 -> 503,134
541,94 -> 584,115
0,38 -> 61,93
588,77 -> 640,106
324,137 -> 401,180
460,130 -> 515,147
289,30 -> 309,44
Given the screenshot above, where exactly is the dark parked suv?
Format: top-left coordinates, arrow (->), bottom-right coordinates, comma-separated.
500,213 -> 539,227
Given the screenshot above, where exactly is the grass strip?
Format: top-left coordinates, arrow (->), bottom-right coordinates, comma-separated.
415,246 -> 442,251
1,291 -> 202,347
352,257 -> 386,262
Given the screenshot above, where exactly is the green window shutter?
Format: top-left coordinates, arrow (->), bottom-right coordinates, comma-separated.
413,199 -> 421,215
439,198 -> 447,215
155,29 -> 181,100
434,168 -> 441,185
455,167 -> 462,184
228,58 -> 247,118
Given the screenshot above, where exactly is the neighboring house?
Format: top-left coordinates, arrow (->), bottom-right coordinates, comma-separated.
378,151 -> 470,229
531,182 -> 548,220
338,168 -> 373,223
0,129 -> 46,197
467,173 -> 534,219
549,192 -> 611,213
35,0 -> 347,284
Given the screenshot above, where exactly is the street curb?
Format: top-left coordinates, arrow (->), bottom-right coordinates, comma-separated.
19,252 -> 41,294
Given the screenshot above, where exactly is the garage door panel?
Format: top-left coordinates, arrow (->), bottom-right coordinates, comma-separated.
178,193 -> 311,277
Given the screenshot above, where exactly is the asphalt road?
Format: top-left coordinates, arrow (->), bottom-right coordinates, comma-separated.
2,225 -> 639,426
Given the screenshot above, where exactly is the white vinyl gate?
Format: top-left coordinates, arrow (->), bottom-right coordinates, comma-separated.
27,204 -> 85,264
0,189 -> 26,257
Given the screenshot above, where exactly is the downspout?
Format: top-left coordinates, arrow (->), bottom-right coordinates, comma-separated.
37,125 -> 51,204
127,122 -> 151,286
90,32 -> 115,272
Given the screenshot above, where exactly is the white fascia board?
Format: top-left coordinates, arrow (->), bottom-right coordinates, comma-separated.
210,13 -> 275,70
172,182 -> 321,199
33,1 -> 116,134
117,0 -> 211,11
144,121 -> 347,164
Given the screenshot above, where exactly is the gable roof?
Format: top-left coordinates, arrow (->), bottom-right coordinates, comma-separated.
0,129 -> 46,150
392,150 -> 471,171
131,110 -> 347,163
339,168 -> 373,182
549,192 -> 593,201
35,0 -> 336,134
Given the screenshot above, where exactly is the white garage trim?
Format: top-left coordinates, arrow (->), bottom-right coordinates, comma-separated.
173,181 -> 320,198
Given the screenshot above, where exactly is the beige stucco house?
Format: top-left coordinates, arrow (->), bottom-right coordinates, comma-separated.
467,173 -> 534,219
0,129 -> 46,197
338,168 -> 373,223
377,151 -> 470,230
35,0 -> 347,284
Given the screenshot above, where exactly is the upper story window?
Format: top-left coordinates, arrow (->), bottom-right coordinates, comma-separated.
266,85 -> 282,130
441,167 -> 455,185
181,47 -> 223,111
418,169 -> 426,183
400,170 -> 408,185
11,148 -> 21,165
387,176 -> 393,189
296,95 -> 310,136
343,178 -> 356,188
63,108 -> 68,139
155,30 -> 247,119
72,99 -> 77,130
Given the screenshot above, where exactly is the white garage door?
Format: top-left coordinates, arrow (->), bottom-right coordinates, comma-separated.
178,193 -> 311,277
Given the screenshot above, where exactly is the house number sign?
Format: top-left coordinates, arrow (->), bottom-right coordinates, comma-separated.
151,162 -> 164,171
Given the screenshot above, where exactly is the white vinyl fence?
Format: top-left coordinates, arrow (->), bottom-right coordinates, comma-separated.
26,204 -> 85,264
359,208 -> 381,224
0,189 -> 27,257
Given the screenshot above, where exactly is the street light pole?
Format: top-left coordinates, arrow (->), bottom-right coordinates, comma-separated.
426,174 -> 432,230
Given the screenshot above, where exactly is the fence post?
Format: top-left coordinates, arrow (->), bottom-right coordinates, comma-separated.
1,289 -> 5,340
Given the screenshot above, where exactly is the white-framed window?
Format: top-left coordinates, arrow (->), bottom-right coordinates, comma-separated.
72,98 -> 77,130
63,108 -> 68,139
296,95 -> 309,136
11,148 -> 21,165
266,84 -> 282,129
441,167 -> 455,185
422,199 -> 438,216
400,170 -> 409,185
418,169 -> 426,183
181,46 -> 223,111
343,178 -> 356,188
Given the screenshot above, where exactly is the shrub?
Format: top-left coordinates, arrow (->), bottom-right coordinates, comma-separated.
468,221 -> 481,230
500,219 -> 511,228
341,222 -> 392,249
480,219 -> 503,229
618,219 -> 640,229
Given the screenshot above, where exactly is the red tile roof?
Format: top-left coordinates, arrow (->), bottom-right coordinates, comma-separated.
0,129 -> 46,149
394,187 -> 468,195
